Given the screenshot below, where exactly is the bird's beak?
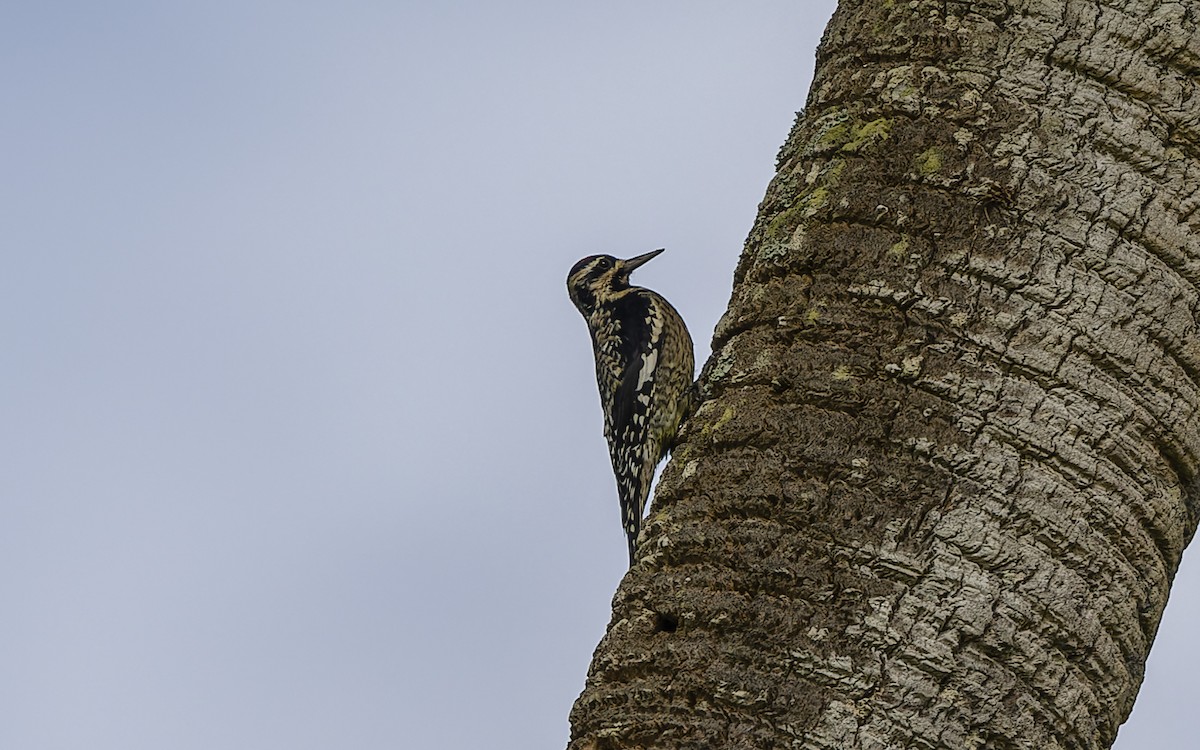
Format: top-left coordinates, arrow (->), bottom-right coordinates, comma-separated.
622,248 -> 665,272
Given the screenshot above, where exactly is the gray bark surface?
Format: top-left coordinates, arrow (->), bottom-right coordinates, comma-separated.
569,1 -> 1200,748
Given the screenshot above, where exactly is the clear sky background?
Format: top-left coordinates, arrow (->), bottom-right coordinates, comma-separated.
2,3 -> 1194,748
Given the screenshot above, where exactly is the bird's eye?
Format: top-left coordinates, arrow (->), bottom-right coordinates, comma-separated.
596,257 -> 611,270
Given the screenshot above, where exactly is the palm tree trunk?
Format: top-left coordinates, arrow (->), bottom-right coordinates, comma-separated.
568,1 -> 1200,748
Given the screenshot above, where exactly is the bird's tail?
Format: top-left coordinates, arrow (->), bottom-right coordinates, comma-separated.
618,456 -> 658,567
620,477 -> 645,567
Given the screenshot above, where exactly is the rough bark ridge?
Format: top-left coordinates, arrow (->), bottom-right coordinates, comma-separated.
569,2 -> 1200,748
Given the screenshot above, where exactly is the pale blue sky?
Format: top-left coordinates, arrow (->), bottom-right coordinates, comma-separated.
2,3 -> 1193,748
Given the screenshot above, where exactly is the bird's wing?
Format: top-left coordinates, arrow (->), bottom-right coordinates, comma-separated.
610,294 -> 662,451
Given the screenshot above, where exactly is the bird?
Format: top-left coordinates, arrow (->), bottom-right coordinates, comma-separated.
567,248 -> 695,566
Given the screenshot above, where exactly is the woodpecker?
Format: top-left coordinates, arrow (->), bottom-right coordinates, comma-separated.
567,248 -> 695,566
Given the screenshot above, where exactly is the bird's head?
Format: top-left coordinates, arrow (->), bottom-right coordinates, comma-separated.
567,248 -> 664,316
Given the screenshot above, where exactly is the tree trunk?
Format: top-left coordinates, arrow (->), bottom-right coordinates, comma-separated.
568,1 -> 1200,748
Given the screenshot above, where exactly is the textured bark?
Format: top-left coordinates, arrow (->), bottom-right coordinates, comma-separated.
568,1 -> 1200,749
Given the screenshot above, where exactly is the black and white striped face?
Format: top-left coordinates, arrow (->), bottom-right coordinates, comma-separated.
567,254 -> 618,316
567,249 -> 664,316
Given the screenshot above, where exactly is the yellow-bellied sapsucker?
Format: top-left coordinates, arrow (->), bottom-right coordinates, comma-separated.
567,248 -> 695,566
